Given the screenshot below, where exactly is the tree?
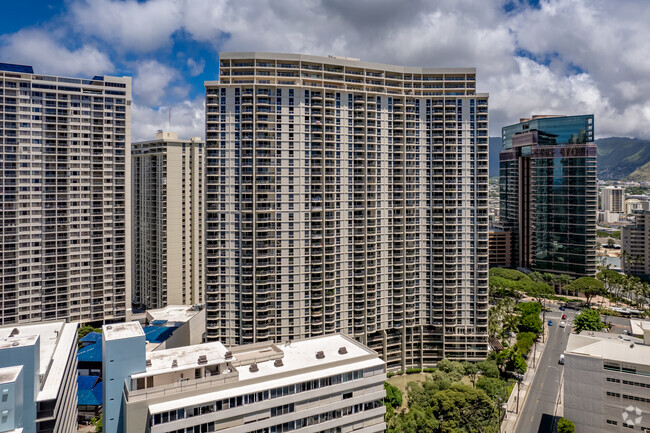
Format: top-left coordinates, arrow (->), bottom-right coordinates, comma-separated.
519,313 -> 543,335
91,414 -> 103,433
463,362 -> 479,387
557,417 -> 576,433
384,382 -> 403,409
566,277 -> 605,306
430,384 -> 500,433
476,377 -> 508,404
436,359 -> 465,383
573,309 -> 604,333
477,360 -> 500,379
597,268 -> 625,301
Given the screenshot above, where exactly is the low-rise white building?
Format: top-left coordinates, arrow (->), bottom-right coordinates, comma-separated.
564,331 -> 650,432
103,322 -> 386,433
0,322 -> 78,433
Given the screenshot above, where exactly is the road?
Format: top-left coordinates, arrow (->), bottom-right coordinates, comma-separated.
516,308 -> 577,433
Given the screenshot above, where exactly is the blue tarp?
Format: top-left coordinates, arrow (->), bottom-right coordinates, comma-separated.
77,376 -> 102,406
77,341 -> 102,363
143,325 -> 177,343
80,331 -> 102,343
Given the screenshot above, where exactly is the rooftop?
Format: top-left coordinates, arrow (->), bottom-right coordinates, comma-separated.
146,305 -> 203,324
103,322 -> 145,341
0,62 -> 34,74
0,366 -> 23,384
566,333 -> 650,366
134,341 -> 230,378
629,319 -> 650,336
146,333 -> 383,414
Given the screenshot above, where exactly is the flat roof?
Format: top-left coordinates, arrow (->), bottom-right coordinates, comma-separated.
0,366 -> 23,384
218,52 -> 477,74
103,322 -> 145,341
146,305 -> 203,324
145,333 -> 383,413
0,322 -> 77,400
0,322 -> 64,375
133,341 -> 230,378
630,319 -> 650,335
566,333 -> 650,366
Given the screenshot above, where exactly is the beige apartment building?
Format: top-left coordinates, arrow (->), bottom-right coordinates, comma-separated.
102,321 -> 386,433
0,63 -> 131,325
621,209 -> 650,278
205,52 -> 490,370
601,186 -> 625,213
132,131 -> 205,309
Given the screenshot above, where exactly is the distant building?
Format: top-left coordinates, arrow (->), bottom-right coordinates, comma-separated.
564,331 -> 650,432
489,225 -> 513,268
0,322 -> 78,433
621,210 -> 650,278
625,198 -> 646,215
132,132 -> 205,310
599,210 -> 621,224
0,64 -> 132,325
102,322 -> 386,433
499,114 -> 597,276
601,186 -> 625,213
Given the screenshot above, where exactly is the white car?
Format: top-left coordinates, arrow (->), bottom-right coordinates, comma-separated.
559,321 -> 566,328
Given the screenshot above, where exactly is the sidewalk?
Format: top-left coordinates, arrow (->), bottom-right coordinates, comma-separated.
500,326 -> 549,433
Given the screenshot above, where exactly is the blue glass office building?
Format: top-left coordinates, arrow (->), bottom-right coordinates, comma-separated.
499,115 -> 597,276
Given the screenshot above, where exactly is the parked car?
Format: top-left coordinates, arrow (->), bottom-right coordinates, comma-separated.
548,320 -> 553,326
560,321 -> 566,328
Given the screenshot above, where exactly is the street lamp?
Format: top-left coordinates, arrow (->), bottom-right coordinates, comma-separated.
516,376 -> 523,414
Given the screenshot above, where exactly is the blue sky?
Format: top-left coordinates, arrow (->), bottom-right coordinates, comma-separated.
2,0 -> 649,140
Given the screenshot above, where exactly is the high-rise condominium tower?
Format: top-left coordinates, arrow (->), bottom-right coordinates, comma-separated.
0,63 -> 131,325
132,131 -> 205,309
500,114 -> 597,276
205,53 -> 489,369
601,186 -> 624,213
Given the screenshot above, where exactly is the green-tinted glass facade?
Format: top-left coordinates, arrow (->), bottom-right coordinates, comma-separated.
499,115 -> 597,276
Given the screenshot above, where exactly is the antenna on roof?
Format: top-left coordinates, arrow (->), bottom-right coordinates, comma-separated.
169,107 -> 172,130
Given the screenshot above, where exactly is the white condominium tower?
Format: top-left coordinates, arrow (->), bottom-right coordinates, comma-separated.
0,63 -> 131,325
205,53 -> 489,369
132,131 -> 205,309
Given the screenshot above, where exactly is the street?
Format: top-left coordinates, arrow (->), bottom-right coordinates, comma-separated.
515,307 -> 577,433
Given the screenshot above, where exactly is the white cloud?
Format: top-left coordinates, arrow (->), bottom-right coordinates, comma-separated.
187,58 -> 205,76
133,60 -> 179,106
0,29 -> 113,77
24,0 -> 650,138
131,97 -> 205,142
69,0 -> 183,52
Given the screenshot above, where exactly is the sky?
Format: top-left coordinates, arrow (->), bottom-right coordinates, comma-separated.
2,0 -> 650,141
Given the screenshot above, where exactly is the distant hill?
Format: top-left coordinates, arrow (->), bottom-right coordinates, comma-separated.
488,136 -> 650,180
597,137 -> 650,180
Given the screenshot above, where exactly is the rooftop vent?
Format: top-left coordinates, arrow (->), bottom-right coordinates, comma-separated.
316,351 -> 325,359
249,363 -> 259,373
9,328 -> 19,337
172,359 -> 178,368
338,346 -> 348,355
146,359 -> 152,367
106,325 -> 112,330
631,343 -> 635,348
198,355 -> 208,365
11,342 -> 19,347
274,359 -> 284,368
225,350 -> 233,360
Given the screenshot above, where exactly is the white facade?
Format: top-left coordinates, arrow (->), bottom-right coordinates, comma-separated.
102,322 -> 386,433
0,322 -> 78,433
0,63 -> 132,325
205,52 -> 490,370
564,333 -> 650,432
132,132 -> 205,309
601,186 -> 625,213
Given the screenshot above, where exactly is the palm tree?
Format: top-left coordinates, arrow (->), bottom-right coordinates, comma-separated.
558,274 -> 573,296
